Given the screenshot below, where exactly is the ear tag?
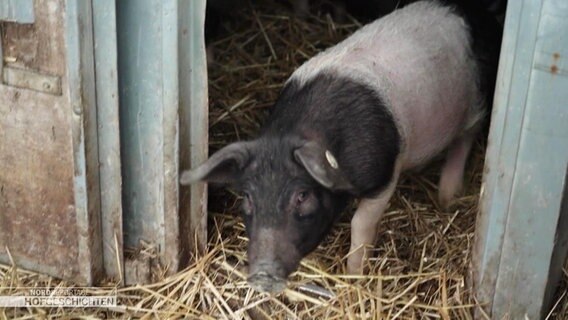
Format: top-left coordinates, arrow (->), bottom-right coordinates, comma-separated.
325,150 -> 339,169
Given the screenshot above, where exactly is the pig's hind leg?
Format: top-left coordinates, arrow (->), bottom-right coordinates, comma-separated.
347,173 -> 399,274
437,132 -> 476,209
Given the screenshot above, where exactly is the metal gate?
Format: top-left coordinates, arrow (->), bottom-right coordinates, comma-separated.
0,0 -> 207,285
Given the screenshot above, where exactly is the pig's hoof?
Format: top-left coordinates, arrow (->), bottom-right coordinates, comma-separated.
248,271 -> 287,294
438,186 -> 459,210
438,179 -> 462,210
438,193 -> 452,210
346,259 -> 363,275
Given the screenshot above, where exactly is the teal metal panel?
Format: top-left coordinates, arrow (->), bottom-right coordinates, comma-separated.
92,0 -> 123,282
117,0 -> 209,280
0,0 -> 34,23
117,0 -> 173,267
117,0 -> 208,280
473,0 -> 568,318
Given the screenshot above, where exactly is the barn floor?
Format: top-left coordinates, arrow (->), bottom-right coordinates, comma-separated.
1,0 -> 567,319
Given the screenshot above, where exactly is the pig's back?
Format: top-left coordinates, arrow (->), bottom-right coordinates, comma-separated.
289,1 -> 483,169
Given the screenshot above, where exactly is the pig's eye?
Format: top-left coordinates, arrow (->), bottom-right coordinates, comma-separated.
294,189 -> 317,219
296,190 -> 310,205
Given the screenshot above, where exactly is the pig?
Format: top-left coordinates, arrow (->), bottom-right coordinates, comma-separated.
181,1 -> 501,293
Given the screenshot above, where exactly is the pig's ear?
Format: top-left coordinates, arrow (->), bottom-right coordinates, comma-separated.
180,141 -> 253,185
294,141 -> 354,191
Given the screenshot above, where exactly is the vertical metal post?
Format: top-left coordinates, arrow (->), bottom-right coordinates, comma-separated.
92,0 -> 124,283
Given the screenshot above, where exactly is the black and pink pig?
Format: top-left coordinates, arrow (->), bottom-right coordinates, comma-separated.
182,1 -> 501,293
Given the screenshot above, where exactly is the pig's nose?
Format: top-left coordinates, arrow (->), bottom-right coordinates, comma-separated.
247,261 -> 287,293
247,270 -> 287,293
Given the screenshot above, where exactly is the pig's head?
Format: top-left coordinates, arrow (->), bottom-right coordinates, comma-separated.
180,137 -> 352,293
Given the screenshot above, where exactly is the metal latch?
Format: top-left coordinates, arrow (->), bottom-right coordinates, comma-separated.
2,66 -> 62,95
1,1 -> 61,96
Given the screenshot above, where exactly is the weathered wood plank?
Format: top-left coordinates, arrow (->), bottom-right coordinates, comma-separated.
0,0 -> 99,283
0,0 -> 106,285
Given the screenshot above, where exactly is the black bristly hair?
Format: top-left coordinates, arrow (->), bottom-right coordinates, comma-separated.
261,72 -> 401,197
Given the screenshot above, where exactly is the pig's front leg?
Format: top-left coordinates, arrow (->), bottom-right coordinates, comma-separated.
347,173 -> 399,273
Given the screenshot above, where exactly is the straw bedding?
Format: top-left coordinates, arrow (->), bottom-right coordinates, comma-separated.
1,0 -> 567,319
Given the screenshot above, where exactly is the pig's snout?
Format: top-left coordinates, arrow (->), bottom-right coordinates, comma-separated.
247,260 -> 289,293
247,269 -> 287,293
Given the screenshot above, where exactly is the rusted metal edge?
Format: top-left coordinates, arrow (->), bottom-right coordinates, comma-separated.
66,0 -> 103,285
0,25 -> 3,81
161,0 -> 181,275
179,0 -> 208,265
